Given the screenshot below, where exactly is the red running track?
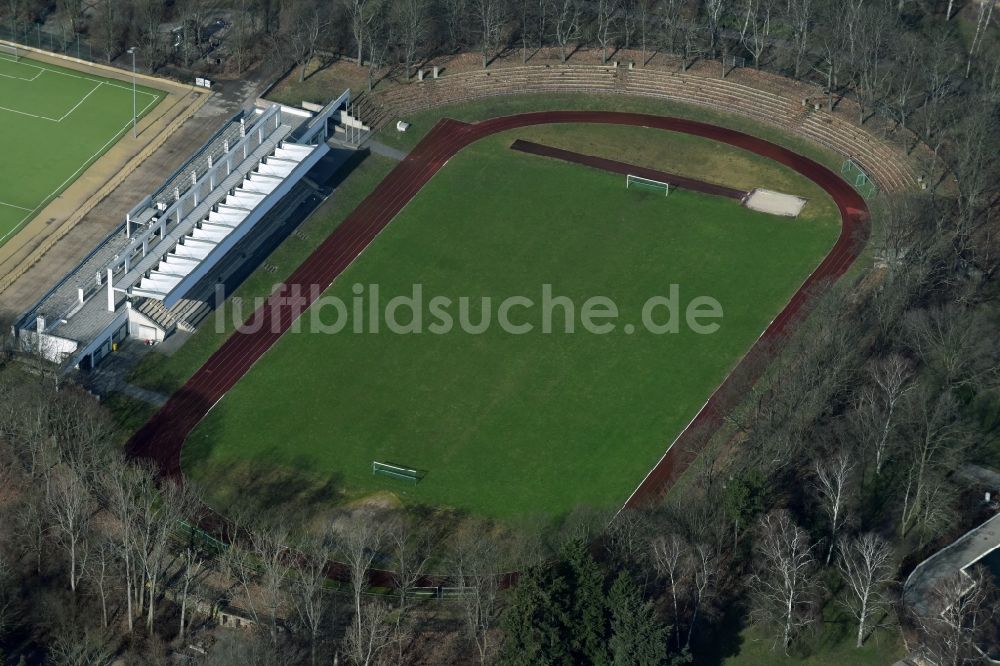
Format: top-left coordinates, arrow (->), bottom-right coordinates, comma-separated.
127,111 -> 869,511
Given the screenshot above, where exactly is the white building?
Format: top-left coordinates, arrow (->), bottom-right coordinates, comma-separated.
17,91 -> 353,371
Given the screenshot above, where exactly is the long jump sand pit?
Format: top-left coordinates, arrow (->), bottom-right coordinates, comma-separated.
743,188 -> 808,217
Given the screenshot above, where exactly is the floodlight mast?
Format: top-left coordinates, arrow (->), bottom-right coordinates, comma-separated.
127,47 -> 136,138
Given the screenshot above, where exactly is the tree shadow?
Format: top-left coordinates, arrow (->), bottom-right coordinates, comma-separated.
690,604 -> 747,665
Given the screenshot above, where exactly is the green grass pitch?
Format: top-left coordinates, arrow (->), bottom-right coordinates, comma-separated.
183,127 -> 840,520
0,53 -> 164,245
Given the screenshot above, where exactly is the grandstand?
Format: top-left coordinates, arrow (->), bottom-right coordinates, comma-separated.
15,91 -> 352,371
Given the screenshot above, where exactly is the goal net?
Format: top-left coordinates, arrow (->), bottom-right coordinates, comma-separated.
373,460 -> 420,483
840,158 -> 878,199
0,42 -> 19,62
626,174 -> 670,196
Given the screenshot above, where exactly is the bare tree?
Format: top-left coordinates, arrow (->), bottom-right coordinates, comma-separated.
388,513 -> 436,617
0,556 -> 15,637
948,106 -> 999,251
636,0 -> 654,66
518,0 -> 534,63
91,0 -> 128,63
343,0 -> 381,66
704,0 -> 727,58
134,480 -> 197,632
365,8 -> 392,91
4,0 -> 23,37
553,0 -> 581,63
749,511 -> 820,652
861,354 -> 914,476
898,386 -> 965,538
837,533 -> 894,648
346,598 -> 395,666
220,528 -> 263,628
740,0 -> 774,70
606,508 -> 651,572
918,32 -> 962,147
651,533 -> 688,651
393,0 -> 426,79
595,0 -> 620,64
914,567 -> 998,666
813,451 -> 854,565
910,473 -> 959,549
230,0 -> 262,74
443,0 -> 467,52
657,0 -> 683,57
251,522 -> 292,646
56,0 -> 85,38
48,628 -> 114,666
450,523 -> 506,664
337,510 -> 387,658
813,1 -> 846,112
291,533 -> 333,666
102,458 -> 154,632
134,0 -> 165,70
282,0 -> 328,82
966,0 -> 996,78
87,537 -> 116,629
46,467 -> 92,593
620,0 -> 636,49
687,543 -> 720,649
786,0 -> 812,79
851,3 -> 893,124
886,34 -> 922,132
475,0 -> 508,68
15,490 -> 49,575
904,305 -> 997,389
178,545 -> 206,641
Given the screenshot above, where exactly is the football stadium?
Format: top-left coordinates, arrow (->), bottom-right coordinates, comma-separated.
4,3 -> 997,661
179,120 -> 845,519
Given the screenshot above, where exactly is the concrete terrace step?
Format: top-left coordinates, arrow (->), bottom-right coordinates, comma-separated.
136,298 -> 179,331
373,64 -> 916,192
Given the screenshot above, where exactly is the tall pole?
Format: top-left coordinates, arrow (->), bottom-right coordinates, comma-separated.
130,48 -> 136,138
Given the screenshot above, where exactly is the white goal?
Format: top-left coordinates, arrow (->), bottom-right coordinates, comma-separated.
372,460 -> 420,483
0,42 -> 19,62
626,174 -> 670,196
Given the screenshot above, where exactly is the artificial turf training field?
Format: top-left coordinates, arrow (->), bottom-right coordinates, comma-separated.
0,53 -> 164,245
184,125 -> 841,520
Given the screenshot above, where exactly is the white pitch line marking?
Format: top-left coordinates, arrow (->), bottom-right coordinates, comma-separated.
0,199 -> 32,211
57,81 -> 102,121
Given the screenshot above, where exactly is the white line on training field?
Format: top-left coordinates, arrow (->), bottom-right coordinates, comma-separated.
57,81 -> 102,121
0,92 -> 161,245
0,103 -> 58,121
1,55 -> 160,101
0,200 -> 32,211
0,62 -> 43,81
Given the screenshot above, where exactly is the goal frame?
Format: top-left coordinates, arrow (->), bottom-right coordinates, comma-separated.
626,174 -> 670,196
0,42 -> 19,62
840,157 -> 878,199
372,460 -> 420,483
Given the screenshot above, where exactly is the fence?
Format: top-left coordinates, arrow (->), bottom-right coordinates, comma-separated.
0,20 -> 105,64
